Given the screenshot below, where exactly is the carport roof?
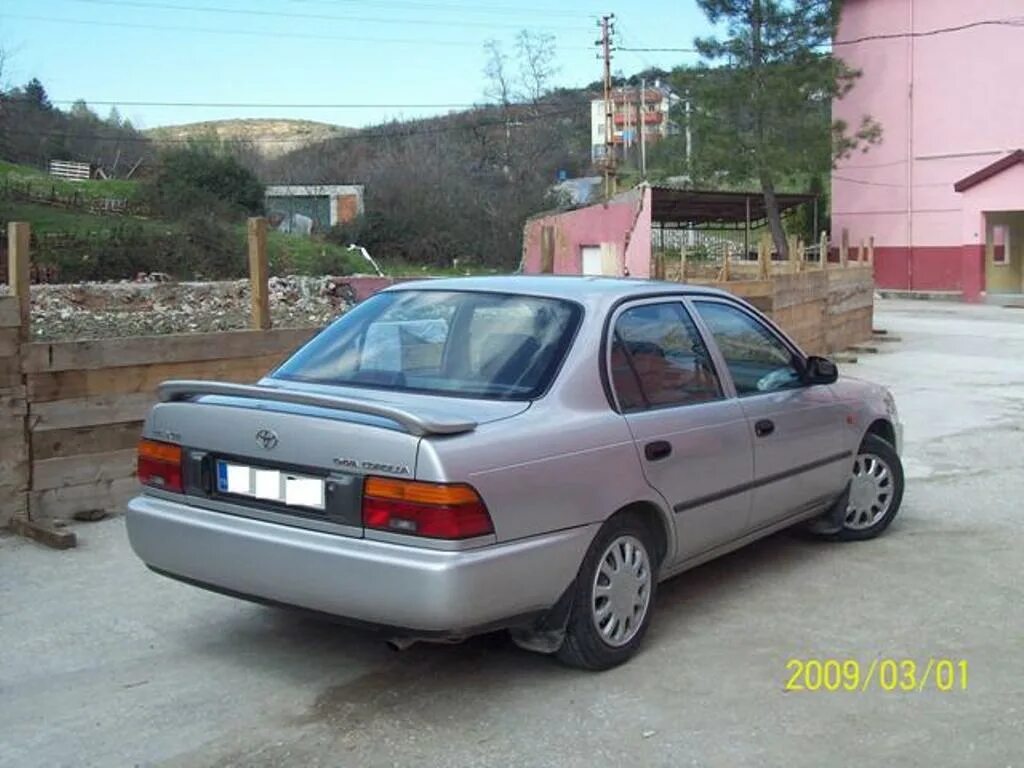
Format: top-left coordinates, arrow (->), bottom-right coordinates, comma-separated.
649,186 -> 816,229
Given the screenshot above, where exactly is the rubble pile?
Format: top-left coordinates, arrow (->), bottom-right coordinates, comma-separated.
2,276 -> 356,340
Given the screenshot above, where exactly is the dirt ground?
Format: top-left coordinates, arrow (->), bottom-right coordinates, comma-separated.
2,297 -> 1022,767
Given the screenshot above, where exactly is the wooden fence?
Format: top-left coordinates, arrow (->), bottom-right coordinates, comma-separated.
0,219 -> 318,533
655,229 -> 875,356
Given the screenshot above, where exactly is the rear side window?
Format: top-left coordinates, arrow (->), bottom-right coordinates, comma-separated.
693,301 -> 803,396
610,302 -> 722,412
273,290 -> 581,401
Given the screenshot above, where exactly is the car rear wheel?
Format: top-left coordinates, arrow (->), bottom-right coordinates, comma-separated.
557,515 -> 657,670
829,433 -> 904,541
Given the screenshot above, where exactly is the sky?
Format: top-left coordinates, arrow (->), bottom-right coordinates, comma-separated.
0,0 -> 714,130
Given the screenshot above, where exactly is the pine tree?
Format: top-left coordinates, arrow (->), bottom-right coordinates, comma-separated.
675,0 -> 879,258
23,78 -> 52,111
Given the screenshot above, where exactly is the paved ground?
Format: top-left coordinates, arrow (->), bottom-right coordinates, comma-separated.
2,298 -> 1022,767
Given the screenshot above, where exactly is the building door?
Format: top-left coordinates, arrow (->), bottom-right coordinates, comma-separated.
581,246 -> 603,275
985,213 -> 1024,294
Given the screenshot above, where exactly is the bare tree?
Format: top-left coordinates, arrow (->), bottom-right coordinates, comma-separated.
516,31 -> 558,105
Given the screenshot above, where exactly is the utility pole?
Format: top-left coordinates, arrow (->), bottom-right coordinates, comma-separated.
640,77 -> 647,178
597,13 -> 616,198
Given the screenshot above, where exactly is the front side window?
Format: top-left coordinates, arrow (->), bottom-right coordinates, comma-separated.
693,301 -> 803,396
610,302 -> 722,412
273,290 -> 581,400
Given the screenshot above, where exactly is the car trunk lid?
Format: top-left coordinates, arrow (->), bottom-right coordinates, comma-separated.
145,381 -> 528,536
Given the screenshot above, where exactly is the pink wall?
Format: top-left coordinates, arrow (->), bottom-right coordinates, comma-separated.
831,0 -> 1024,295
522,187 -> 653,277
624,186 -> 653,277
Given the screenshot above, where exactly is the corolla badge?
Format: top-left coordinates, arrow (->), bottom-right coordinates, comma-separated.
255,429 -> 279,450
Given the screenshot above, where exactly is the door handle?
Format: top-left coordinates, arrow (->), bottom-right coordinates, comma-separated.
754,419 -> 775,438
644,440 -> 673,461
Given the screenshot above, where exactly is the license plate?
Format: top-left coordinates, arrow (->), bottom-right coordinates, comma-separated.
215,460 -> 326,511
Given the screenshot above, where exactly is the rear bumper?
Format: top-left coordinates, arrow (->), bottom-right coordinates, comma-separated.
126,495 -> 596,634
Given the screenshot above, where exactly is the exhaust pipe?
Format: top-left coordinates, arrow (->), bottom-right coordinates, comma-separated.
386,636 -> 419,652
385,635 -> 465,651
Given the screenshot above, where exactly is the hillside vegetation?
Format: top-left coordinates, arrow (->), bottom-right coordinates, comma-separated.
146,119 -> 352,159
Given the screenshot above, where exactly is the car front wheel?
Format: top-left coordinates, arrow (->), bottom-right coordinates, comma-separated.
831,433 -> 905,541
557,515 -> 657,670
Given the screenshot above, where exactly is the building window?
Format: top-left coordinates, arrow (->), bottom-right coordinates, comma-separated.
992,224 -> 1010,265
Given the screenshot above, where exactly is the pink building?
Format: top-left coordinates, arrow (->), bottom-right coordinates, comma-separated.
832,0 -> 1024,300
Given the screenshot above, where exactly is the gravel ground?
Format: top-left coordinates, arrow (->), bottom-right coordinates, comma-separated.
0,276 -> 354,339
1,298 -> 1022,767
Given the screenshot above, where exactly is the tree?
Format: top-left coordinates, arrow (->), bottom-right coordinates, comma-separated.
140,142 -> 265,220
674,0 -> 880,258
23,78 -> 51,110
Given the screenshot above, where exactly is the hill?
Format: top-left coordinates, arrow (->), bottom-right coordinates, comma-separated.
145,119 -> 353,159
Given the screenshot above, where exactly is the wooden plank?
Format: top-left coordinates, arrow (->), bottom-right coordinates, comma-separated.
0,389 -> 27,422
26,353 -> 284,403
22,327 -> 317,374
248,217 -> 270,330
32,449 -> 138,492
0,483 -> 28,528
30,392 -> 156,432
30,476 -> 139,522
33,421 -> 142,461
8,222 -> 31,339
0,298 -> 20,329
8,516 -> 76,548
0,328 -> 20,358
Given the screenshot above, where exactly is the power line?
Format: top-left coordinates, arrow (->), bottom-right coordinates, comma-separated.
283,0 -> 592,20
617,46 -> 697,53
35,0 -> 589,32
2,13 -> 592,47
832,175 -> 952,189
835,17 -> 1024,46
616,18 -> 1024,54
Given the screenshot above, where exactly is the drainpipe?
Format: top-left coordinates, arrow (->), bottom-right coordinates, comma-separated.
907,0 -> 915,289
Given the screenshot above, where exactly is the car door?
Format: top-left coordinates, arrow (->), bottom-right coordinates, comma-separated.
608,299 -> 754,562
689,298 -> 849,532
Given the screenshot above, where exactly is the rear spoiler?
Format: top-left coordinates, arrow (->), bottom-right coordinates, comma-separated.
157,380 -> 477,437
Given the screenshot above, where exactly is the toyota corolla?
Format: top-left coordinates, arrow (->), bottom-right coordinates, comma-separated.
126,276 -> 904,669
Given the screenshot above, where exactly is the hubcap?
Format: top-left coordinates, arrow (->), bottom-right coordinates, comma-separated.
845,452 -> 894,530
591,535 -> 652,647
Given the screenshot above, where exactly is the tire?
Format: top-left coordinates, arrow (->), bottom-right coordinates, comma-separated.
827,433 -> 904,541
557,515 -> 658,671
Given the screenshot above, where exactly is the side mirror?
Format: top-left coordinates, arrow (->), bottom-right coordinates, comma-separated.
804,355 -> 838,385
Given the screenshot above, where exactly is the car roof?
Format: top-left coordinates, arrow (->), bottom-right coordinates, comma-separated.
383,275 -> 736,303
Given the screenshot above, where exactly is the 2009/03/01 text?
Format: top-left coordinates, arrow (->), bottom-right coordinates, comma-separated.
785,659 -> 968,692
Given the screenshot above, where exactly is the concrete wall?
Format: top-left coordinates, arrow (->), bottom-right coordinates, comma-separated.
832,0 -> 1024,296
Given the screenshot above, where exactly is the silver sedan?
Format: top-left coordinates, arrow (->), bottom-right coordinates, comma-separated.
127,277 -> 904,669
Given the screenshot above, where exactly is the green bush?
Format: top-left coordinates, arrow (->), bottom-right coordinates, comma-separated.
136,142 -> 264,221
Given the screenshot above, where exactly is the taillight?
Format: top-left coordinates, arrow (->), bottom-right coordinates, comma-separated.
362,477 -> 494,539
137,439 -> 184,493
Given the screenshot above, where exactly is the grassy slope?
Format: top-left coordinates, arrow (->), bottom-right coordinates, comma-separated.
0,161 -> 485,277
0,201 -> 175,235
0,161 -> 138,200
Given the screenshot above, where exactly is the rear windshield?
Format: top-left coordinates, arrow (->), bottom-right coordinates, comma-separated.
272,290 -> 582,400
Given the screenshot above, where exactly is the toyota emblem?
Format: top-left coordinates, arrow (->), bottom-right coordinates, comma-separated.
255,429 -> 279,450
